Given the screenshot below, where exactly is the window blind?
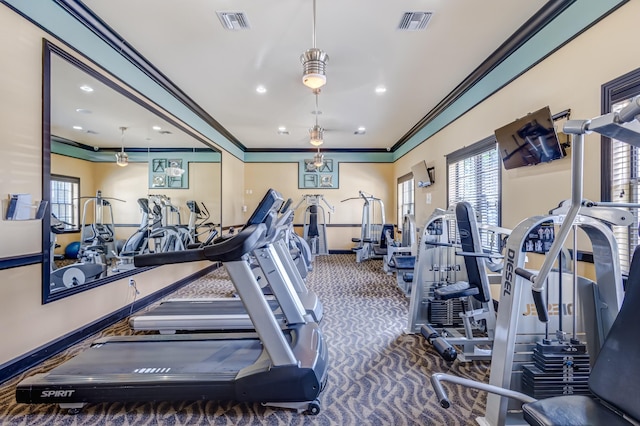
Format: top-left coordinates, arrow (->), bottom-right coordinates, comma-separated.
447,137 -> 500,250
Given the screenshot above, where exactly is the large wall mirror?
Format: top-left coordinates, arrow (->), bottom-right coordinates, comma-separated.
43,41 -> 222,303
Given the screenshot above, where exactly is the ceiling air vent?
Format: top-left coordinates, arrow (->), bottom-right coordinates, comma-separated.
217,11 -> 250,30
398,12 -> 432,31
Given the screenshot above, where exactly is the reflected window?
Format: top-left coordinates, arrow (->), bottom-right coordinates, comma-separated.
51,174 -> 80,232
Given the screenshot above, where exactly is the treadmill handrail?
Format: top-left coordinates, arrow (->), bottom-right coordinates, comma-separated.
134,223 -> 267,267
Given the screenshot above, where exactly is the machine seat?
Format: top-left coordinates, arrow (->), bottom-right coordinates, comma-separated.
373,245 -> 387,256
434,282 -> 479,300
402,272 -> 414,282
352,238 -> 361,243
523,395 -> 633,426
393,255 -> 415,270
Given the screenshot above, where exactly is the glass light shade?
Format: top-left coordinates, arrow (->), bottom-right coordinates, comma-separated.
115,151 -> 128,167
313,152 -> 324,168
302,73 -> 326,90
309,125 -> 324,146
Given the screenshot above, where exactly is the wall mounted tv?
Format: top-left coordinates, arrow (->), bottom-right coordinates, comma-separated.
411,160 -> 435,188
494,106 -> 565,170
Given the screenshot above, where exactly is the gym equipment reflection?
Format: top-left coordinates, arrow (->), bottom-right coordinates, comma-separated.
43,41 -> 222,302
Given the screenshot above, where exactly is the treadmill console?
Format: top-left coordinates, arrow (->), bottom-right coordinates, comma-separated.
246,188 -> 284,226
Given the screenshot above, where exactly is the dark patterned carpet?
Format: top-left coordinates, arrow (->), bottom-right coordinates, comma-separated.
0,254 -> 489,425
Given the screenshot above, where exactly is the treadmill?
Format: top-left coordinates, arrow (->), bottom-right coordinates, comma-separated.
16,189 -> 329,414
129,203 -> 323,334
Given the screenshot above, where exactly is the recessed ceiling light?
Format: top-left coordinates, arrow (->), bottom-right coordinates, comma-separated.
375,86 -> 387,94
79,85 -> 94,92
256,85 -> 267,94
152,125 -> 162,131
354,127 -> 366,135
75,108 -> 92,114
73,125 -> 83,130
278,126 -> 287,132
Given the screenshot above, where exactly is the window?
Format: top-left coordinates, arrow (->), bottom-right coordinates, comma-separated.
602,67 -> 640,274
50,175 -> 80,231
397,173 -> 414,231
447,136 -> 501,249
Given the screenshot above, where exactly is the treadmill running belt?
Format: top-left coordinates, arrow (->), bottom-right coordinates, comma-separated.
48,339 -> 263,375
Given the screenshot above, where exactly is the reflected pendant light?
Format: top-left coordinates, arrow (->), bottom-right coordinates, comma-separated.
313,147 -> 324,168
115,126 -> 129,167
301,0 -> 328,89
309,90 -> 324,146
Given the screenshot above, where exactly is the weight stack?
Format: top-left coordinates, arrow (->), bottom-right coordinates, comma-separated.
428,297 -> 463,327
521,341 -> 591,399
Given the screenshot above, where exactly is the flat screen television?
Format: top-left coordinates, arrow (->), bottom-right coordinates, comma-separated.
411,160 -> 433,188
494,106 -> 565,170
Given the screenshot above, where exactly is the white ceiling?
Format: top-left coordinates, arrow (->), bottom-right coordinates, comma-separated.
51,55 -> 207,150
55,0 -> 550,151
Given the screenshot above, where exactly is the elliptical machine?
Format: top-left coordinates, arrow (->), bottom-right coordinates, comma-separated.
147,194 -> 188,252
186,200 -> 217,245
112,198 -> 153,272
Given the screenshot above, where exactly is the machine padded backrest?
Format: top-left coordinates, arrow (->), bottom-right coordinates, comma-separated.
455,201 -> 491,303
379,224 -> 395,249
588,245 -> 640,422
308,205 -> 319,237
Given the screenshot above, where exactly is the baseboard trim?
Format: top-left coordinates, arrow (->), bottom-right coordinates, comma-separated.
0,262 -> 220,383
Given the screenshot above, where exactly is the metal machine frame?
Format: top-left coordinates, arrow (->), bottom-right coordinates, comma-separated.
431,95 -> 640,425
294,194 -> 334,256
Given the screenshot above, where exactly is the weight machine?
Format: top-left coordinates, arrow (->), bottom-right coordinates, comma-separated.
382,214 -> 417,276
393,211 -> 447,296
342,191 -> 387,263
431,96 -> 640,426
51,190 -> 124,290
406,202 -> 505,362
294,194 -> 334,256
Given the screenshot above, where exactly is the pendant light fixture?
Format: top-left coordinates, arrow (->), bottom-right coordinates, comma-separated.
115,126 -> 129,167
313,147 -> 324,168
301,0 -> 328,89
309,89 -> 324,146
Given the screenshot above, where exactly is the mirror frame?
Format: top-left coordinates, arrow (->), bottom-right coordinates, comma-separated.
42,40 -> 222,304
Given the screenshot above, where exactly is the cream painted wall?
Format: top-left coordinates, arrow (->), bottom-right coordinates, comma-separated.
221,151 -> 245,227
0,8 -> 44,259
243,161 -> 394,250
394,0 -> 640,232
0,259 -> 210,363
0,6 -> 239,368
